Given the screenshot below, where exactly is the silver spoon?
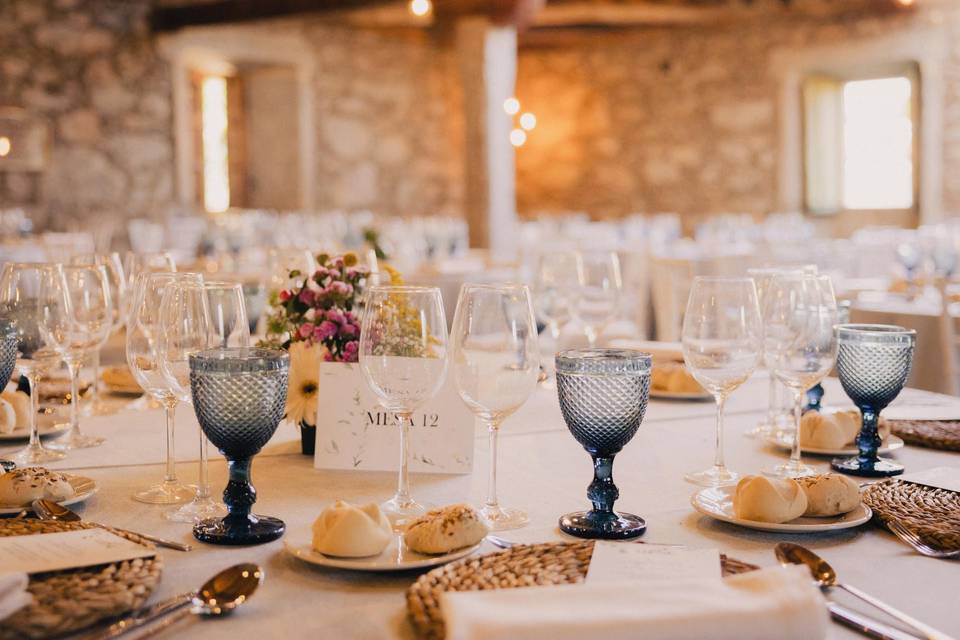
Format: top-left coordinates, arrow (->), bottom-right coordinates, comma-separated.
88,563 -> 263,639
31,499 -> 192,552
775,543 -> 952,640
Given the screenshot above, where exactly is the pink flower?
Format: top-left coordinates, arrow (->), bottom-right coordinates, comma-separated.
314,320 -> 338,341
323,351 -> 334,362
326,308 -> 345,325
298,289 -> 316,305
328,281 -> 352,296
298,323 -> 315,339
279,290 -> 291,302
342,340 -> 359,362
341,322 -> 358,337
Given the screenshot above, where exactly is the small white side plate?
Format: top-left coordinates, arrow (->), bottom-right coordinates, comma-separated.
0,474 -> 98,514
765,432 -> 905,456
691,485 -> 872,533
0,421 -> 70,443
284,534 -> 481,572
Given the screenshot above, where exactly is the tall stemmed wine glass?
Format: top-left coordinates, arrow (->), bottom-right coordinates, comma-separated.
451,284 -> 539,530
46,265 -> 112,450
203,282 -> 250,349
126,272 -> 200,504
533,252 -> 580,342
762,275 -> 838,478
573,251 -> 621,347
359,286 -> 448,526
681,277 -> 762,486
0,263 -> 67,464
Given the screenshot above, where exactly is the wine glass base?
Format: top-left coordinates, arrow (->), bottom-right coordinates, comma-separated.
166,496 -> 228,523
133,482 -> 196,505
12,444 -> 65,465
193,514 -> 285,545
559,510 -> 646,540
480,505 -> 528,531
380,495 -> 429,530
831,455 -> 904,477
684,466 -> 739,487
47,429 -> 104,450
762,461 -> 817,479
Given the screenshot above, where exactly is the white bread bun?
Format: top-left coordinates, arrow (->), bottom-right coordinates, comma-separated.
311,500 -> 392,558
733,476 -> 808,524
0,398 -> 15,434
1,390 -> 31,430
797,474 -> 861,516
799,411 -> 858,450
403,504 -> 489,555
0,467 -> 75,506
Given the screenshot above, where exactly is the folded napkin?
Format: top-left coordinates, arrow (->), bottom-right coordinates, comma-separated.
0,573 -> 32,622
441,565 -> 827,640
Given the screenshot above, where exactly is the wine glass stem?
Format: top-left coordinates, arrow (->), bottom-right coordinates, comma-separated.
395,411 -> 414,505
549,321 -> 561,341
485,419 -> 503,511
26,371 -> 41,449
198,432 -> 211,499
713,393 -> 727,471
66,358 -> 83,437
790,389 -> 804,465
162,399 -> 178,484
766,371 -> 777,427
585,326 -> 597,347
90,348 -> 101,408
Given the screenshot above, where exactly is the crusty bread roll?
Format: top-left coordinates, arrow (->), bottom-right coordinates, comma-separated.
799,411 -> 859,450
1,390 -> 30,430
0,398 -> 16,434
797,474 -> 861,517
312,500 -> 392,558
403,504 -> 489,555
650,367 -> 672,391
651,362 -> 703,393
0,467 -> 75,506
733,476 -> 808,524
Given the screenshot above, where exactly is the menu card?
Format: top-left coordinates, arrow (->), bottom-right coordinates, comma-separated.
0,529 -> 155,574
586,541 -> 721,583
899,467 -> 960,493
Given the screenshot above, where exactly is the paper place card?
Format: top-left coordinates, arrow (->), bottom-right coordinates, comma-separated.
900,467 -> 960,493
0,528 -> 155,575
313,362 -> 475,474
586,541 -> 721,584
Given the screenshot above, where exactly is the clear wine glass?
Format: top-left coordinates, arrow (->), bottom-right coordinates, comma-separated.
126,271 -> 199,504
762,274 -> 838,479
533,252 -> 580,341
124,252 -> 176,301
358,285 -> 449,527
45,264 -> 112,450
451,284 -> 540,530
203,281 -> 250,349
682,277 -> 762,486
0,263 -> 67,464
159,276 -> 231,523
71,253 -> 126,416
573,251 -> 621,347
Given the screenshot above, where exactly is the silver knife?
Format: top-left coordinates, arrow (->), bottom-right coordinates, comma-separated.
829,602 -> 923,640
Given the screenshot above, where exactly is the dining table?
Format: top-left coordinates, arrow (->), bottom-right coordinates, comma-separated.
2,372 -> 959,639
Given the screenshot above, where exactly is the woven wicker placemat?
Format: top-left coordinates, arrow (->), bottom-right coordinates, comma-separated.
889,419 -> 960,452
0,519 -> 163,640
406,540 -> 758,640
862,480 -> 960,550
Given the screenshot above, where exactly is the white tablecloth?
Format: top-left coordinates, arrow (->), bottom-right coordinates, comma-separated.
2,375 -> 959,639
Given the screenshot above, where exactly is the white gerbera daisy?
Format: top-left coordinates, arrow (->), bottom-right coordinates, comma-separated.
286,341 -> 323,427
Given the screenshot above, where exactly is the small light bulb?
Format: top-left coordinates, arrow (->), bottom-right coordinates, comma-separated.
0,137 -> 10,157
519,112 -> 536,130
409,0 -> 431,17
509,129 -> 526,147
503,97 -> 520,115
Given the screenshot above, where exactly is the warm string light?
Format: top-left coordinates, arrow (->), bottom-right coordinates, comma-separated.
504,98 -> 535,147
409,0 -> 432,17
509,129 -> 527,147
0,136 -> 10,157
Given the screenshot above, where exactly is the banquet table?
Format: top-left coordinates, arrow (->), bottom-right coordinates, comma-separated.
2,375 -> 959,639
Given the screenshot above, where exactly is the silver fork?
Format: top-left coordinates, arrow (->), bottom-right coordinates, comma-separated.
887,520 -> 960,559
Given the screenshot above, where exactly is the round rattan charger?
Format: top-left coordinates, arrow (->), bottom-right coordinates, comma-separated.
0,519 -> 163,640
889,419 -> 960,452
406,540 -> 757,639
862,480 -> 960,551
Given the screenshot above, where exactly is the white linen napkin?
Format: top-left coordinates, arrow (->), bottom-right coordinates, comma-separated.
0,573 -> 32,622
441,565 -> 827,640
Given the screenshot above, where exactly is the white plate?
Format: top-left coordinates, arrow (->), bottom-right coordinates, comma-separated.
284,533 -> 481,572
0,474 -> 98,514
0,421 -> 69,443
650,389 -> 713,402
764,432 -> 905,456
691,486 -> 872,533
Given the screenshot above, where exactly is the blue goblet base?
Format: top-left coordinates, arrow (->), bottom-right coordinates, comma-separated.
559,510 -> 646,540
193,514 -> 286,545
831,455 -> 904,477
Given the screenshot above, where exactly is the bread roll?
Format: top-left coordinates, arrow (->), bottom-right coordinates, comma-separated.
666,366 -> 703,393
403,504 -> 489,555
312,500 -> 392,558
797,474 -> 861,516
0,467 -> 75,506
0,390 -> 30,430
733,476 -> 808,524
650,367 -> 672,391
799,411 -> 859,450
0,398 -> 15,434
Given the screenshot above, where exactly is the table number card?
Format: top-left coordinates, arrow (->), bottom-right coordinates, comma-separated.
586,542 -> 721,583
313,362 -> 475,474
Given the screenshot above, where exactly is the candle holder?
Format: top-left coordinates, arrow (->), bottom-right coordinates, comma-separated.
189,347 -> 289,545
831,324 -> 915,477
556,349 -> 651,540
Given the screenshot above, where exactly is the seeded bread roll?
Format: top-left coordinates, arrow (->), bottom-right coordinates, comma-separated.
797,474 -> 861,517
0,467 -> 75,506
403,504 -> 489,555
733,476 -> 808,524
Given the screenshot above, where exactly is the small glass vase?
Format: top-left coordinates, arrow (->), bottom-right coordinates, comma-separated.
300,420 -> 316,456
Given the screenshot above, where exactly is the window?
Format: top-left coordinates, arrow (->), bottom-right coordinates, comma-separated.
803,65 -> 918,215
200,75 -> 230,213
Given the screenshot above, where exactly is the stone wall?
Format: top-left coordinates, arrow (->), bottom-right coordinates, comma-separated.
515,5 -> 960,225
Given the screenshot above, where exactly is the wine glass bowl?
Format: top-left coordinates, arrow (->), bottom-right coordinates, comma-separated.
189,347 -> 289,545
572,251 -> 621,347
556,348 -> 651,540
831,324 -> 915,477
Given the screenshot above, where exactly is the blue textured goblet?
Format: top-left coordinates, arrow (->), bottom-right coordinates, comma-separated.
556,349 -> 651,539
831,324 -> 915,477
189,347 -> 289,545
0,320 -> 18,391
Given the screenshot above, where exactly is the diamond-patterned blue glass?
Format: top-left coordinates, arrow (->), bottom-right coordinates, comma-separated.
831,324 -> 915,477
189,347 -> 289,545
556,348 -> 651,539
0,321 -> 18,392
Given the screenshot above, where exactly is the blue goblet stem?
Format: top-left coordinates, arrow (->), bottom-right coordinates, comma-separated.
587,455 -> 618,515
855,406 -> 882,465
223,457 -> 256,527
805,383 -> 824,413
